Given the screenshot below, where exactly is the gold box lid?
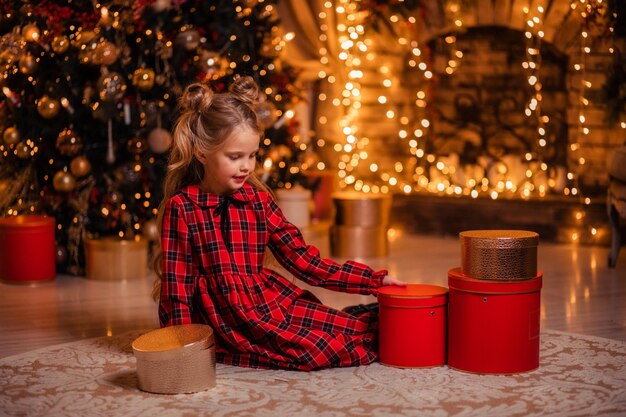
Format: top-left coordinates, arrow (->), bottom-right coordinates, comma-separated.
85,236 -> 147,249
460,230 -> 539,249
276,187 -> 312,201
331,191 -> 391,201
132,324 -> 214,361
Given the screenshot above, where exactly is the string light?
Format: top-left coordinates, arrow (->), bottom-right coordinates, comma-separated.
312,0 -> 617,217
520,2 -> 562,200
444,1 -> 464,75
523,3 -> 546,150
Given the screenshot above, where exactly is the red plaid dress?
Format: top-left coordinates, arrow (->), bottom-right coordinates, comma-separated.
159,183 -> 387,371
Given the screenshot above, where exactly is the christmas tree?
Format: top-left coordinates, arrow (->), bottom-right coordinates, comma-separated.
0,0 -> 307,274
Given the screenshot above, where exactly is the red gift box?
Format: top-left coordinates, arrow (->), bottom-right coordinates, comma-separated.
447,267 -> 542,374
0,216 -> 56,284
378,284 -> 448,368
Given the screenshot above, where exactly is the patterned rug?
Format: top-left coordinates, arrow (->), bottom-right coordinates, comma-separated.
1,330 -> 625,417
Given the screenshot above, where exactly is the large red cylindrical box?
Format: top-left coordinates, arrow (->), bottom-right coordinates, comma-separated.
0,216 -> 56,284
447,268 -> 542,374
378,284 -> 448,368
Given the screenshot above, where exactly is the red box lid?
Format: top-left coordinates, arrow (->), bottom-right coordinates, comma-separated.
378,284 -> 448,307
448,267 -> 543,294
0,215 -> 55,229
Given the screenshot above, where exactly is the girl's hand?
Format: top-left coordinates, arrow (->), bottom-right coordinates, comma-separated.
383,275 -> 407,287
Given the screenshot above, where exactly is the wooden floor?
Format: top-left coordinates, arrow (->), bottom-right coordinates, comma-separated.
1,232 -> 625,359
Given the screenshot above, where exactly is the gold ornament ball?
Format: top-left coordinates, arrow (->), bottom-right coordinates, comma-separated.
51,36 -> 70,54
22,24 -> 40,42
3,126 -> 20,145
148,127 -> 173,154
132,67 -> 156,91
94,41 -> 119,66
19,54 -> 38,74
70,155 -> 92,177
56,128 -> 83,156
97,71 -> 127,101
37,95 -> 61,119
52,170 -> 77,192
15,141 -> 31,159
142,219 -> 159,241
243,0 -> 258,7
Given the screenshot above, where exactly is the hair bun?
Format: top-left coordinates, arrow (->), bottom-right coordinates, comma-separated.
180,83 -> 213,113
229,75 -> 259,105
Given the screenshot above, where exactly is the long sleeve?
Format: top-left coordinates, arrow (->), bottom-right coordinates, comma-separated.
265,195 -> 386,295
158,198 -> 195,327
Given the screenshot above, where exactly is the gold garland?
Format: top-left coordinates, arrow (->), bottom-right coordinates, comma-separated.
0,165 -> 39,214
66,178 -> 95,275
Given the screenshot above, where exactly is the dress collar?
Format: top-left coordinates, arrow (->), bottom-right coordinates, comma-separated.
180,183 -> 253,208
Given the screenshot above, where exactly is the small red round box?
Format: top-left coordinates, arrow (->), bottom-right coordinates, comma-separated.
447,267 -> 542,374
0,216 -> 56,284
378,284 -> 448,368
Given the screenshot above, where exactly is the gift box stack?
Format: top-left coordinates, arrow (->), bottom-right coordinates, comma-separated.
376,229 -> 541,374
447,230 -> 542,374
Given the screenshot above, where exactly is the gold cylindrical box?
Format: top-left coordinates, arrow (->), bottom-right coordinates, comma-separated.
331,193 -> 392,258
332,192 -> 392,227
330,225 -> 387,258
460,230 -> 539,280
277,187 -> 312,229
132,324 -> 216,394
84,237 -> 147,281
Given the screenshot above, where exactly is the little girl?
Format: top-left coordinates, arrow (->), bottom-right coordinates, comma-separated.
154,76 -> 404,371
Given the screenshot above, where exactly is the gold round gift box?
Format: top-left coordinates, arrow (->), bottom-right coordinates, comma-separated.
331,192 -> 392,228
84,237 -> 147,281
132,324 -> 216,394
460,230 -> 539,280
331,225 -> 388,258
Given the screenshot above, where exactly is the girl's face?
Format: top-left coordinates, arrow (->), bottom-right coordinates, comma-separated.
197,126 -> 260,195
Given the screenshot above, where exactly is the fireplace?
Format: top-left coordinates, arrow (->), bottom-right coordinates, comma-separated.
424,26 -> 569,196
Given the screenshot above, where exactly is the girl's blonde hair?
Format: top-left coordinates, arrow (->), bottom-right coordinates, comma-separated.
152,76 -> 272,300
